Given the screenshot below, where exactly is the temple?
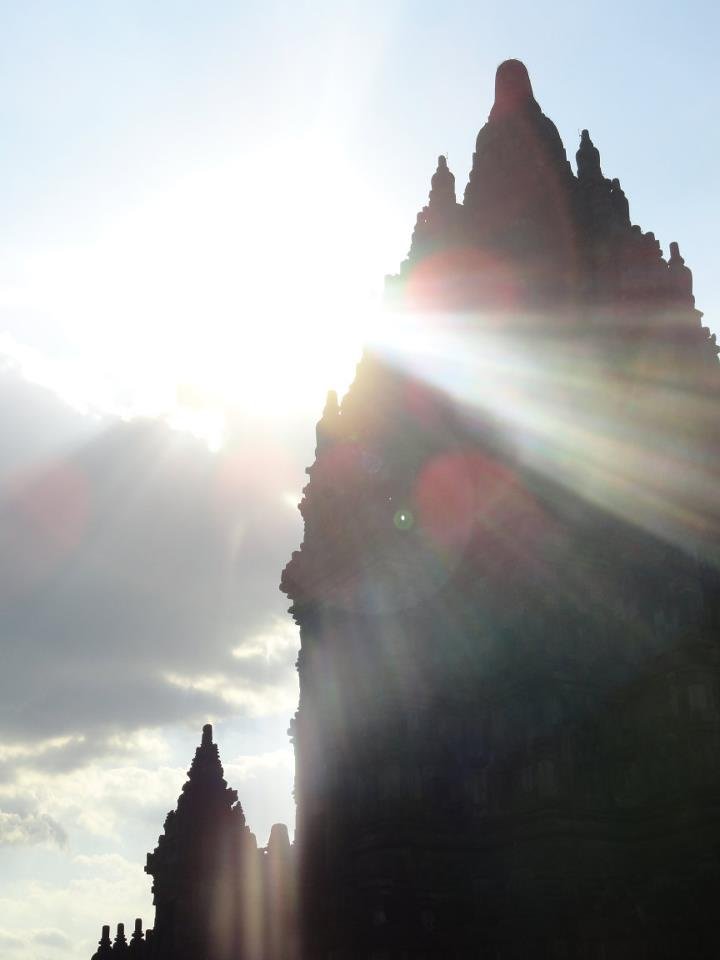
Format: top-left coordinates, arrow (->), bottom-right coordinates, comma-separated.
284,59 -> 720,959
89,60 -> 720,959
91,726 -> 296,960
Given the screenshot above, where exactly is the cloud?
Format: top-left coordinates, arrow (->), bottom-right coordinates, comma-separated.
0,853 -> 152,960
165,615 -> 300,717
31,929 -> 72,950
0,365 -> 306,760
0,730 -> 171,781
72,853 -> 146,875
0,748 -> 185,841
0,354 -> 308,955
0,810 -> 67,848
0,929 -> 26,952
0,353 -> 101,475
224,748 -> 293,784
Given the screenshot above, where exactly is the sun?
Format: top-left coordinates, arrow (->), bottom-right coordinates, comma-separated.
106,138 -> 383,435
7,136 -> 390,445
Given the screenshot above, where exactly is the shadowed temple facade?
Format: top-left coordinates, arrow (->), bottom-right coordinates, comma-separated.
91,60 -> 720,959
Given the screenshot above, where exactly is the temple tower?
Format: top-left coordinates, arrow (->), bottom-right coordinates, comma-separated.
145,725 -> 262,960
88,727 -> 297,960
283,60 -> 720,958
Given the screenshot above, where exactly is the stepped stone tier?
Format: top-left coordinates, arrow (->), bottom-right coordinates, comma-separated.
282,60 -> 720,958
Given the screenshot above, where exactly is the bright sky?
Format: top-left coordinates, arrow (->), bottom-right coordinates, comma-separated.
1,1 -> 718,957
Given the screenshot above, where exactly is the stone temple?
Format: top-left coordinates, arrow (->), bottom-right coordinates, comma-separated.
91,60 -> 720,959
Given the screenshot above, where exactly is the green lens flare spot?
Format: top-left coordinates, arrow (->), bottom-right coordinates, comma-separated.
393,508 -> 414,531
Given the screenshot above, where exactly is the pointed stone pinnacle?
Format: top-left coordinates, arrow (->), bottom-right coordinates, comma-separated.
577,129 -> 602,180
429,154 -> 457,206
669,241 -> 683,263
490,59 -> 535,119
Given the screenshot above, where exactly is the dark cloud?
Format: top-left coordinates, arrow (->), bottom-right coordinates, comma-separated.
0,364 -> 312,770
0,358 -> 100,476
32,929 -> 72,950
0,809 -> 67,847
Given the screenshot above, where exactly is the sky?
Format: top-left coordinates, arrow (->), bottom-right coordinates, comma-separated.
0,1 -> 719,957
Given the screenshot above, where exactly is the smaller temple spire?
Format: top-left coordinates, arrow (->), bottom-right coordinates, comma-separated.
576,129 -> 603,181
400,154 -> 462,272
128,919 -> 145,958
668,241 -> 695,304
145,726 -> 264,960
609,177 -> 630,226
88,727 -> 290,960
112,923 -> 129,954
315,390 -> 340,455
267,822 -> 292,857
167,723 -> 243,826
91,925 -> 114,960
429,155 -> 456,207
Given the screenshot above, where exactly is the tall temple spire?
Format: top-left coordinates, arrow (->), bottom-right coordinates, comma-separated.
290,55 -> 720,960
145,725 -> 261,960
462,59 -> 574,267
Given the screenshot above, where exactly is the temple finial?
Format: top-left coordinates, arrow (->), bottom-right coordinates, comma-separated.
429,155 -> 456,206
91,925 -> 114,960
113,923 -> 128,954
127,919 -> 144,957
668,241 -> 694,303
490,59 -> 535,119
201,723 -> 212,747
577,129 -> 603,181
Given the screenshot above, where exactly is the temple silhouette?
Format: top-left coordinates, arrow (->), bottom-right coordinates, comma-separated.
91,724 -> 297,960
90,61 -> 720,959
